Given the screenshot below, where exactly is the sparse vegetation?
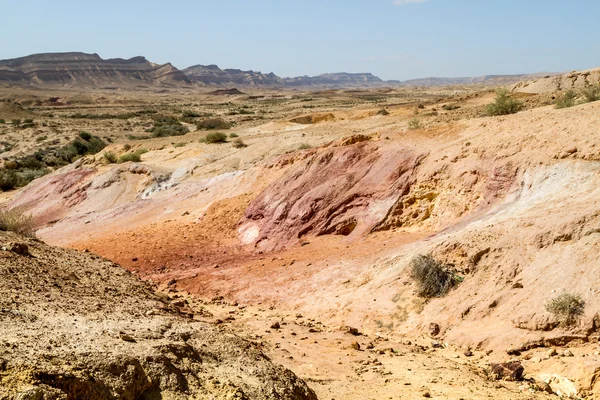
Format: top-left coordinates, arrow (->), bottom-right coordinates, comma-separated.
486,88 -> 523,116
78,131 -> 93,141
0,133 -> 107,191
229,133 -> 239,138
581,85 -> 600,103
181,110 -> 202,118
148,116 -> 189,138
103,151 -> 118,164
196,118 -> 231,130
173,142 -> 186,148
298,143 -> 312,150
200,132 -> 228,144
442,104 -> 461,111
409,255 -> 458,298
232,138 -> 247,148
555,90 -> 577,109
68,110 -> 157,120
408,118 -> 422,130
118,152 -> 142,163
545,293 -> 585,327
0,207 -> 35,237
36,135 -> 48,142
377,108 -> 389,116
0,170 -> 20,191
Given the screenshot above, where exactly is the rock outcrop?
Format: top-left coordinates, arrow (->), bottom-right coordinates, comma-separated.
0,231 -> 316,399
512,67 -> 600,93
239,139 -> 426,251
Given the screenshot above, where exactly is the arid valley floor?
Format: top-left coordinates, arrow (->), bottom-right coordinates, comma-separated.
1,66 -> 600,399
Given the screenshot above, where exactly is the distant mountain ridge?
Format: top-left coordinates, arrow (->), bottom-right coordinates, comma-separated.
392,73 -> 558,87
0,52 -> 190,88
183,64 -> 284,86
0,52 -> 559,89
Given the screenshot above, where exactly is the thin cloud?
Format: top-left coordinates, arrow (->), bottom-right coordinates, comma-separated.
393,0 -> 429,5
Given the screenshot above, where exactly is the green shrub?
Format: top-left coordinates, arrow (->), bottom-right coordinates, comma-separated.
11,119 -> 21,126
409,255 -> 457,298
0,119 -> 5,124
0,208 -> 35,237
36,135 -> 47,142
196,118 -> 231,130
298,143 -> 312,150
173,142 -> 186,148
408,118 -> 422,130
182,110 -> 202,118
229,133 -> 239,138
442,104 -> 461,111
555,90 -> 577,109
149,116 -> 189,138
103,151 -> 118,164
118,153 -> 142,163
78,131 -> 92,141
581,85 -> 600,103
0,170 -> 20,191
19,157 -> 43,170
200,132 -> 228,144
18,168 -> 49,186
486,88 -> 523,116
545,293 -> 585,327
232,138 -> 247,148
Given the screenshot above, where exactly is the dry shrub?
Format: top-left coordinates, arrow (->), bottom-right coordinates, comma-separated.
409,255 -> 456,298
0,208 -> 35,237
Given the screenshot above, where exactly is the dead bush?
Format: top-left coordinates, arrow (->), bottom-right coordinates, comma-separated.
409,254 -> 456,298
0,208 -> 35,237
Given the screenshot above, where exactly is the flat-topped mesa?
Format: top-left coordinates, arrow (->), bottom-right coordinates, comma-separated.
0,52 -> 190,87
183,64 -> 285,86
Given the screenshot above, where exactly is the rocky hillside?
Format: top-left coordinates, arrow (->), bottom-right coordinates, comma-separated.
0,230 -> 316,399
0,52 -> 191,88
183,64 -> 284,86
512,67 -> 600,93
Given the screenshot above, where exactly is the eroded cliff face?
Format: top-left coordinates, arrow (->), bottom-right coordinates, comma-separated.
0,52 -> 190,87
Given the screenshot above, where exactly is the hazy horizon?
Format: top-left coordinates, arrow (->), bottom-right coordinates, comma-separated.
2,0 -> 598,80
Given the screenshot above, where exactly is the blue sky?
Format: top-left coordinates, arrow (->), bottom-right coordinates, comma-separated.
1,0 -> 598,80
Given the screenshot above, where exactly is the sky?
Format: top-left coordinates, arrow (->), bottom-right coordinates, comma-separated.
1,0 -> 598,80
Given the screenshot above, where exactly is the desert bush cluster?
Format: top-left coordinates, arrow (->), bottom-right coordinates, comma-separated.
148,116 -> 189,138
555,85 -> 600,109
196,118 -> 231,130
0,133 -> 107,191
